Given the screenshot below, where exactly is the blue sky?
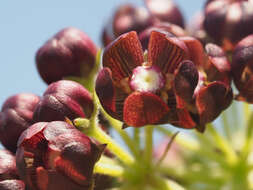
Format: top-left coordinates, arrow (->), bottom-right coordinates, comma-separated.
0,0 -> 204,105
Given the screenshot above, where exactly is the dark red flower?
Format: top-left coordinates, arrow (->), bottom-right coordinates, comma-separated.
33,80 -> 93,122
0,93 -> 40,153
96,31 -> 232,130
203,0 -> 253,50
16,121 -> 105,190
36,27 -> 98,84
231,34 -> 253,103
144,0 -> 185,28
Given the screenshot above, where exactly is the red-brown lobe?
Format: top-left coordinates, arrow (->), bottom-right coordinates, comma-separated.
123,92 -> 169,127
103,31 -> 144,81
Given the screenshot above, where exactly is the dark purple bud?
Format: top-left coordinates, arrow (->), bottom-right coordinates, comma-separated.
16,121 -> 105,190
0,149 -> 19,181
36,27 -> 98,84
232,34 -> 253,103
0,93 -> 40,153
0,180 -> 25,190
145,0 -> 185,28
33,80 -> 93,122
112,4 -> 154,37
139,22 -> 186,49
204,0 -> 253,50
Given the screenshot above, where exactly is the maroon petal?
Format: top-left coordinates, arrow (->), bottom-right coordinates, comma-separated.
148,31 -> 188,74
103,31 -> 144,81
0,150 -> 18,180
123,92 -> 169,127
174,60 -> 199,106
179,36 -> 205,67
195,81 -> 233,125
176,109 -> 196,129
36,167 -> 88,190
95,68 -> 128,121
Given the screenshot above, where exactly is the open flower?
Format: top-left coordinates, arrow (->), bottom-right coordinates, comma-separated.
0,93 -> 40,153
96,31 -> 232,130
16,121 -> 105,190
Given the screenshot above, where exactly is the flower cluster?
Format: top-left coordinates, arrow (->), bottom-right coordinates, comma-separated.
2,0 -> 253,189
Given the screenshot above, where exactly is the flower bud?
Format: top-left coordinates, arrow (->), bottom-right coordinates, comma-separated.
204,0 -> 253,50
36,27 -> 98,84
33,80 -> 93,122
16,121 -> 105,190
232,34 -> 253,103
0,93 -> 40,153
144,0 -> 185,28
0,149 -> 25,190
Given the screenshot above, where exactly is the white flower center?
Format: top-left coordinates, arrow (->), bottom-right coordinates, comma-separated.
130,65 -> 165,93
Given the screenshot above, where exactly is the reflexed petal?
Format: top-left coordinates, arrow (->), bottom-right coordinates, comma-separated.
174,60 -> 199,106
179,36 -> 205,67
196,81 -> 233,125
96,68 -> 128,120
148,31 -> 188,74
123,92 -> 169,127
103,31 -> 144,81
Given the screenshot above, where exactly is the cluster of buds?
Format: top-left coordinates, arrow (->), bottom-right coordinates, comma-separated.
203,0 -> 253,50
102,0 -> 184,46
96,30 -> 232,131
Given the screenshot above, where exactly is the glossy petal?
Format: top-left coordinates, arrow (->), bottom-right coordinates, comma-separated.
123,92 -> 169,127
96,68 -> 128,120
103,31 -> 144,81
174,60 -> 199,106
148,31 -> 188,74
196,81 -> 233,125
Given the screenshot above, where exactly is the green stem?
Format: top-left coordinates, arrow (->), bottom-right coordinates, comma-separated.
97,96 -> 140,158
221,111 -> 231,141
94,162 -> 124,177
207,124 -> 237,165
89,124 -> 134,166
144,125 -> 154,165
133,128 -> 140,151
